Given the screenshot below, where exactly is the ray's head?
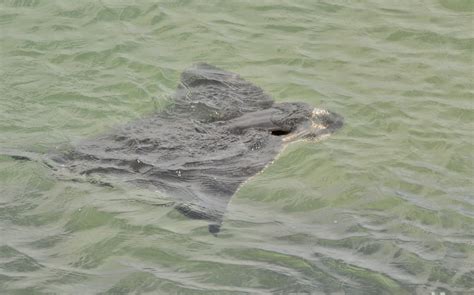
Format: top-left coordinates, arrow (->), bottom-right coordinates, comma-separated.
282,107 -> 343,143
226,101 -> 343,143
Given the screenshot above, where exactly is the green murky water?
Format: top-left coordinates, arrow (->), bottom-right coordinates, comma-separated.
0,1 -> 473,294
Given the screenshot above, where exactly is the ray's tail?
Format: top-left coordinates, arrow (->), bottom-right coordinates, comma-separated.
0,148 -> 59,170
0,148 -> 41,162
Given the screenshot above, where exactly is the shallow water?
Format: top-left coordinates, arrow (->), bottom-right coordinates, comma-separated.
0,0 -> 473,294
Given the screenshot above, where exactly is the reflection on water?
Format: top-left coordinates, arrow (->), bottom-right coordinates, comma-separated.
0,0 -> 472,294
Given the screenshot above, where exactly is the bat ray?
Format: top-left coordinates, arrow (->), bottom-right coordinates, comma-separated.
2,63 -> 343,234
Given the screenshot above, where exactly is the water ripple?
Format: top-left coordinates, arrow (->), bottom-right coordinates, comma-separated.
0,0 -> 472,294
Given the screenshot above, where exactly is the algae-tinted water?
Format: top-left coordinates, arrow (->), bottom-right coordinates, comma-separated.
0,1 -> 472,294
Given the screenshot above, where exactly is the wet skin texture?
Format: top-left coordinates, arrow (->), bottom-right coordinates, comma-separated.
7,63 -> 343,233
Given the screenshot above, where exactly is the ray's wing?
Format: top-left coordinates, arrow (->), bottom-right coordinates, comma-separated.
172,63 -> 275,122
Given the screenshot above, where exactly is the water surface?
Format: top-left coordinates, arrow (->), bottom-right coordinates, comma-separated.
0,0 -> 473,294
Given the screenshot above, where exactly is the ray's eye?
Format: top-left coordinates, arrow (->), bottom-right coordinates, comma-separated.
271,129 -> 290,136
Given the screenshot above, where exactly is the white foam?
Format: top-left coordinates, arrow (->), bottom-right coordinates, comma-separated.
312,108 -> 330,117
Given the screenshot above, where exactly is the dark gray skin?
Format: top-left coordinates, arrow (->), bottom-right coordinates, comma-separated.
2,63 -> 343,233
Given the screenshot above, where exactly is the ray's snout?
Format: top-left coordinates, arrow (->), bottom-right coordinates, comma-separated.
312,108 -> 344,132
283,107 -> 343,142
227,103 -> 343,142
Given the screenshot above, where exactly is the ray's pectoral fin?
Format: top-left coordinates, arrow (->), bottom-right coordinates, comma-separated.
169,176 -> 240,235
179,62 -> 237,88
174,203 -> 224,235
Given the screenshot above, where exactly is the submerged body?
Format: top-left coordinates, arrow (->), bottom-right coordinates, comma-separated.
9,64 -> 343,233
